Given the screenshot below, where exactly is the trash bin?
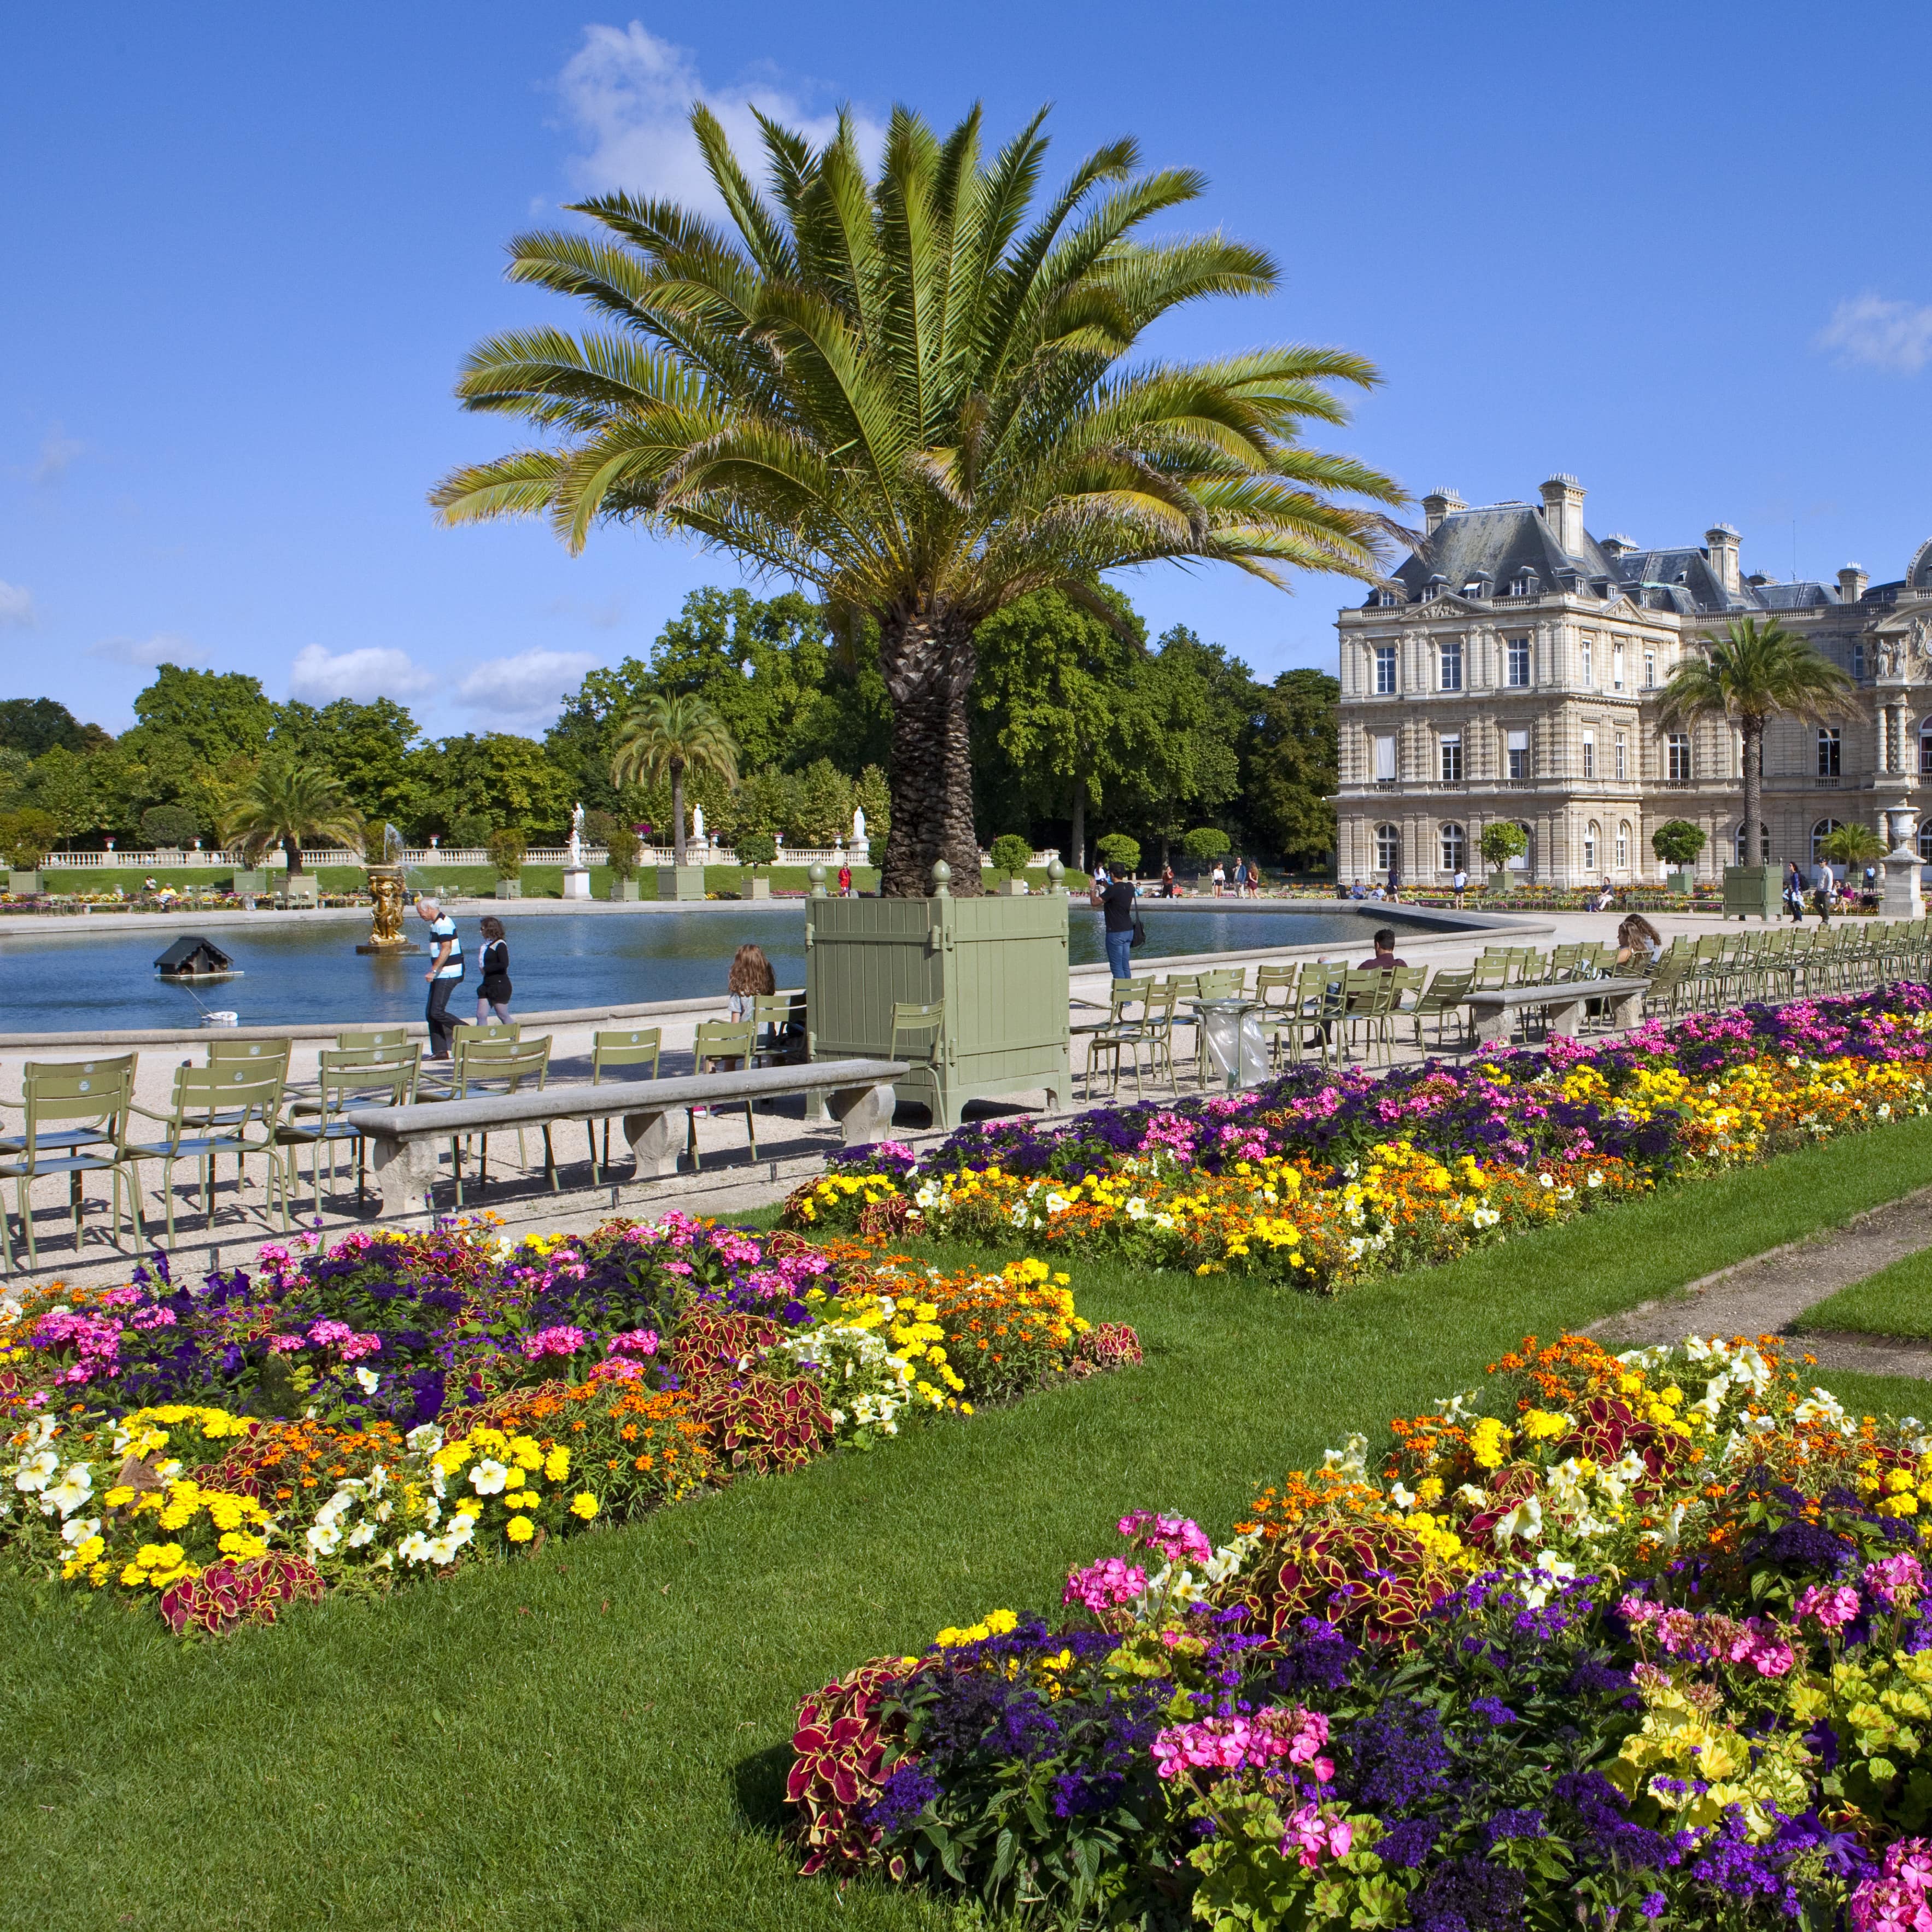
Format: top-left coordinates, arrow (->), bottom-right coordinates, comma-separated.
1199,1002 -> 1268,1088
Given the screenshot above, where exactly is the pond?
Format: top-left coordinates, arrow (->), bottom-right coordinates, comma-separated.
0,903 -> 1462,1032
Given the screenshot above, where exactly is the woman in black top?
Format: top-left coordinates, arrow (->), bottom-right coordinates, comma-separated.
475,915 -> 513,1023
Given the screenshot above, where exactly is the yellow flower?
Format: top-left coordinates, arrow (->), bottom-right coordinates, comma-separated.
569,1492 -> 598,1520
505,1515 -> 536,1543
545,1448 -> 571,1482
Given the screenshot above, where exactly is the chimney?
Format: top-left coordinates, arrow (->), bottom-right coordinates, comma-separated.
1421,488 -> 1466,537
1539,474 -> 1586,555
1839,563 -> 1869,605
1705,523 -> 1741,598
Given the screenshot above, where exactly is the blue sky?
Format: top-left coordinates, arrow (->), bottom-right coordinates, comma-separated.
3,2 -> 1929,737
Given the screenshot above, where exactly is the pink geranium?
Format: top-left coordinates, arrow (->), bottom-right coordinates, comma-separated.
1851,1839 -> 1932,1932
1796,1582 -> 1861,1630
1063,1556 -> 1148,1614
1866,1553 -> 1925,1612
521,1325 -> 589,1360
1118,1511 -> 1213,1568
1281,1801 -> 1353,1869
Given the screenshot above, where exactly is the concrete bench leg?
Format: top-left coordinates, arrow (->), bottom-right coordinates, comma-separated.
622,1108 -> 684,1179
1544,996 -> 1589,1038
826,1081 -> 896,1146
1608,989 -> 1645,1031
368,1137 -> 437,1220
1468,998 -> 1511,1046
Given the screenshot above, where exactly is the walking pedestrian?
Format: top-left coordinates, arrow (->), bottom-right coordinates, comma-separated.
1784,861 -> 1806,923
1210,860 -> 1225,898
1100,867 -> 1138,982
417,898 -> 464,1058
837,863 -> 853,897
475,915 -> 513,1024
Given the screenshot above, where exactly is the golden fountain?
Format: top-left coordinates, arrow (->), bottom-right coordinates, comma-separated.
355,826 -> 424,955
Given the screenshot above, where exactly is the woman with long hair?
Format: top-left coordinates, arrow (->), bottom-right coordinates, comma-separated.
1615,911 -> 1664,968
725,942 -> 775,1020
475,915 -> 512,1022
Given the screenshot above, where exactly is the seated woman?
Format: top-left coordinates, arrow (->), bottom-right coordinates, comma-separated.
1615,912 -> 1664,968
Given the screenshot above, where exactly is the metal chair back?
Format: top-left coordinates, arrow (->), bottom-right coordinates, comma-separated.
592,1028 -> 662,1081
338,1028 -> 409,1051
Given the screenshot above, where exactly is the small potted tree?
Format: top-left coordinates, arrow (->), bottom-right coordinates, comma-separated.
1479,821 -> 1529,895
737,831 -> 777,898
2,808 -> 56,897
990,833 -> 1034,895
588,811 -> 641,900
488,827 -> 526,899
1179,826 -> 1230,890
1650,819 -> 1706,896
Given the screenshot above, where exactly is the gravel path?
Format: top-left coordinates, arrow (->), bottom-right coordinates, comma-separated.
1589,1184 -> 1932,1379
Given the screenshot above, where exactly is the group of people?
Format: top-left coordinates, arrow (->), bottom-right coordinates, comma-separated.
1782,860 -> 1863,924
415,900 -> 514,1057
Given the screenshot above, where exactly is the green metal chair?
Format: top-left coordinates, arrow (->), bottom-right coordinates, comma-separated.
0,1053 -> 138,1158
1408,967 -> 1474,1053
689,1019 -> 761,1167
443,1035 -> 555,1203
886,1002 -> 946,1125
337,1028 -> 411,1051
1084,980 -> 1148,1100
587,1027 -> 661,1183
277,1043 -> 421,1211
1,1063 -> 141,1273
125,1062 -> 292,1248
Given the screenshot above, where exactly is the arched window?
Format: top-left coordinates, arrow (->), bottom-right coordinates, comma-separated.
1509,822 -> 1533,873
1919,718 -> 1932,777
1439,821 -> 1466,873
1734,821 -> 1771,864
1919,822 -> 1932,865
1583,821 -> 1600,871
1812,818 -> 1841,864
1375,824 -> 1401,872
1615,821 -> 1631,871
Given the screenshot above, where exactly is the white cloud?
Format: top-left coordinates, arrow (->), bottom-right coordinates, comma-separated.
455,648 -> 598,730
34,426 -> 85,486
288,643 -> 435,705
0,580 -> 34,626
88,631 -> 208,668
554,21 -> 881,213
1816,294 -> 1932,375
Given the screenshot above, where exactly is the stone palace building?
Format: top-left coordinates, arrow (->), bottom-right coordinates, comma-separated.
1333,475 -> 1932,888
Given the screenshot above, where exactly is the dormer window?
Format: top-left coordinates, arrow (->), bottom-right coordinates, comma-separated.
1510,570 -> 1539,597
1461,573 -> 1491,599
1421,575 -> 1448,602
1371,586 -> 1404,608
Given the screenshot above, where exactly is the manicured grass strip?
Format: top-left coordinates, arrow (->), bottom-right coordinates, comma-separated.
1802,1366 -> 1932,1419
7,1119 -> 1932,1932
1795,1245 -> 1932,1339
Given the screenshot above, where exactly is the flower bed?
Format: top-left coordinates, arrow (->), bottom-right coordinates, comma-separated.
788,1332 -> 1932,1928
787,986 -> 1932,1290
0,1219 -> 1133,1635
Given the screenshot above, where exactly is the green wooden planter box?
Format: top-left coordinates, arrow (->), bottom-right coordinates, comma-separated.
1722,864 -> 1779,921
805,890 -> 1070,1128
745,872 -> 771,899
494,879 -> 523,900
1666,871 -> 1696,895
232,869 -> 270,894
608,878 -> 640,901
8,870 -> 42,895
655,866 -> 706,901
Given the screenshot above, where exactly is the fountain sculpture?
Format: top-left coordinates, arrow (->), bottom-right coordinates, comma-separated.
356,824 -> 424,955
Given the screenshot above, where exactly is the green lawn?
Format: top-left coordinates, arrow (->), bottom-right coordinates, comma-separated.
1794,1245 -> 1932,1340
8,1119 -> 1932,1931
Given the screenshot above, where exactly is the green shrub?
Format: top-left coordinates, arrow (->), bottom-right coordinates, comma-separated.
736,831 -> 778,868
988,833 -> 1033,876
1479,822 -> 1529,871
1094,832 -> 1141,874
138,804 -> 201,848
1650,819 -> 1707,868
1179,827 -> 1230,863
0,806 -> 57,872
485,828 -> 526,880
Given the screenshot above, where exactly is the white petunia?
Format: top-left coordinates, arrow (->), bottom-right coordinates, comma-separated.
14,1449 -> 58,1493
306,1523 -> 343,1555
346,1521 -> 376,1548
469,1459 -> 509,1495
405,1424 -> 444,1454
354,1367 -> 379,1395
61,1514 -> 102,1547
1492,1497 -> 1543,1548
397,1531 -> 433,1564
44,1463 -> 95,1518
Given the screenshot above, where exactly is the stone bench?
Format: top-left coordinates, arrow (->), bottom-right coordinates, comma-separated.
350,1056 -> 910,1216
1465,977 -> 1651,1046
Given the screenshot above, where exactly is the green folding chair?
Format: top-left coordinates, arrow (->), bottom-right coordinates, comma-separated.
1,1063 -> 141,1274
588,1027 -> 661,1183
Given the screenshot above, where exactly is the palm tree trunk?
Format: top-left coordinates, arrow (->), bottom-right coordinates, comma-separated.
1741,721 -> 1763,871
879,607 -> 982,897
671,760 -> 686,868
284,833 -> 303,876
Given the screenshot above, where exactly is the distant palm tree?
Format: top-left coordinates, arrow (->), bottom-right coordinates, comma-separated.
610,694 -> 738,865
224,755 -> 364,875
430,104 -> 1405,895
1658,618 -> 1853,871
1819,821 -> 1885,869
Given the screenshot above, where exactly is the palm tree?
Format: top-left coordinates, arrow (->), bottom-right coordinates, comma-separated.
1658,618 -> 1854,874
224,753 -> 364,875
610,694 -> 739,864
1819,821 -> 1885,869
431,105 -> 1406,896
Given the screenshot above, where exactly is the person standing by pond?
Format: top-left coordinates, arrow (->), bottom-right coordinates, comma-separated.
417,898 -> 464,1058
475,915 -> 512,1024
1100,867 -> 1138,981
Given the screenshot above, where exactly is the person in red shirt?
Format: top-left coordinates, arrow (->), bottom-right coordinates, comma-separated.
837,864 -> 853,897
1355,928 -> 1407,972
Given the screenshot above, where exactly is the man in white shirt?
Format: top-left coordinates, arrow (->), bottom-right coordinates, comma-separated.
1451,867 -> 1468,909
417,898 -> 465,1058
